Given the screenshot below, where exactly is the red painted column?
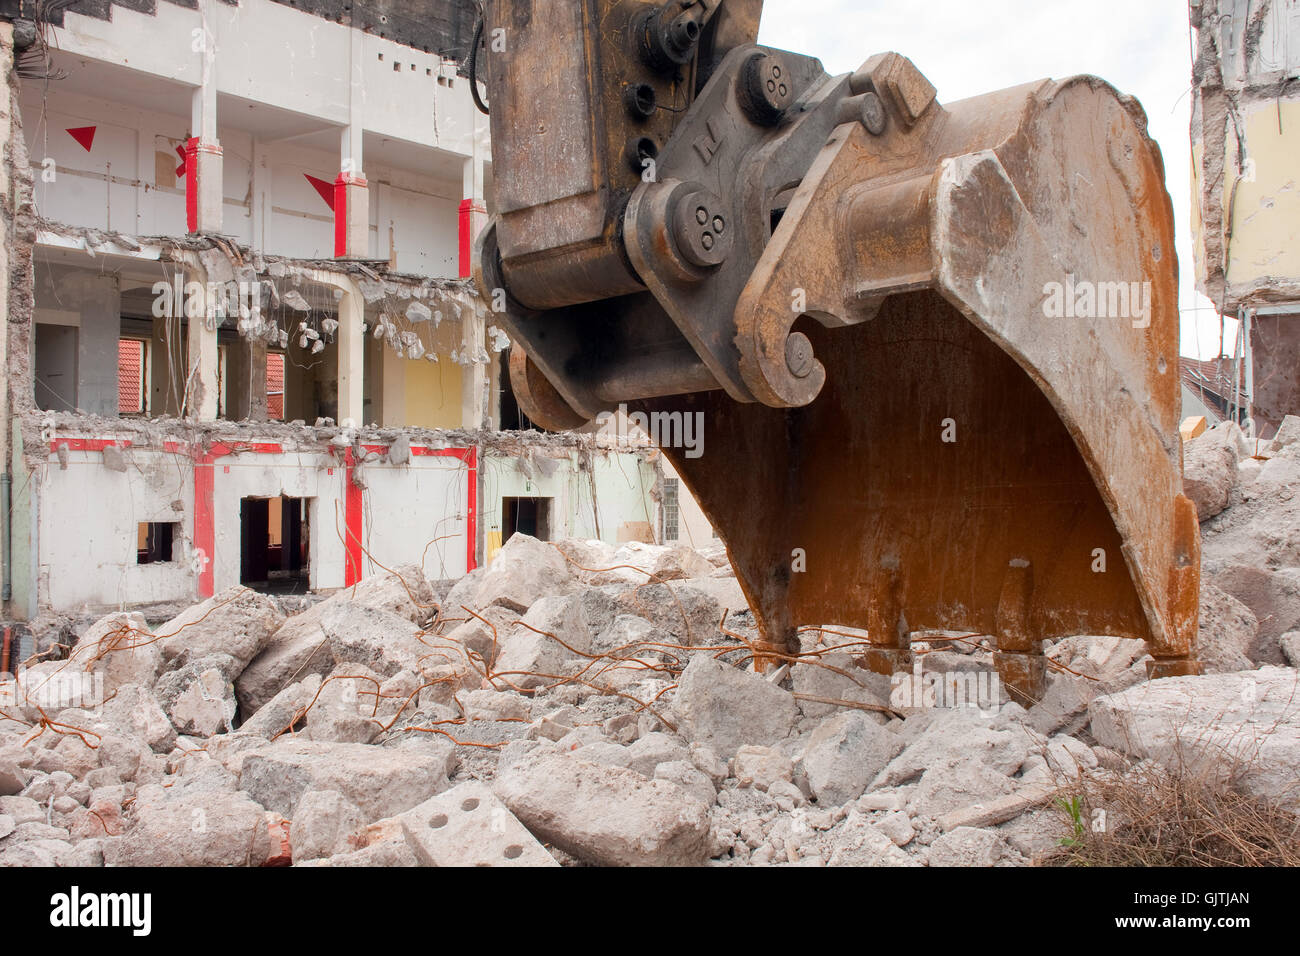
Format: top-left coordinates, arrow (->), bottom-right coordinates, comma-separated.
458,198 -> 486,278
183,137 -> 224,235
184,137 -> 200,234
334,173 -> 369,258
343,448 -> 365,585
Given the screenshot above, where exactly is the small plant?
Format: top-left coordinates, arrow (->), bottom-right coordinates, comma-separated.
1055,794 -> 1086,848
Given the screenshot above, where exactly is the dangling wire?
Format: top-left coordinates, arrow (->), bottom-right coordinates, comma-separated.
469,3 -> 490,115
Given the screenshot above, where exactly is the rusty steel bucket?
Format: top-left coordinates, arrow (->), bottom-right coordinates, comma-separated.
473,1 -> 1201,705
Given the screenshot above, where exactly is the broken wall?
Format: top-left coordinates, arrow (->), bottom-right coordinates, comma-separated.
1190,0 -> 1300,310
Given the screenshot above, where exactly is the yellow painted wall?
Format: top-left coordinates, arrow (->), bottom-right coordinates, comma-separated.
379,348 -> 463,428
402,356 -> 463,428
1213,99 -> 1300,286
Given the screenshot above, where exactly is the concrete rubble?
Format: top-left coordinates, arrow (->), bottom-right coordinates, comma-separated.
3,458 -> 1300,867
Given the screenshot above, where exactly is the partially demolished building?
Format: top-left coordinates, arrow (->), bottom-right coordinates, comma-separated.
0,0 -> 700,629
1189,0 -> 1300,435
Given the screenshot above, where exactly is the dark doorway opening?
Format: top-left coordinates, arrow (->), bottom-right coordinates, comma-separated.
502,497 -> 551,543
240,495 -> 310,592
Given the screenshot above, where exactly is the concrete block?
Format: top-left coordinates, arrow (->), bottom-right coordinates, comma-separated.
395,781 -> 556,867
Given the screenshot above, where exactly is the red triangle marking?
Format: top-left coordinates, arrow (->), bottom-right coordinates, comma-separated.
304,174 -> 335,211
66,126 -> 97,152
174,143 -> 187,179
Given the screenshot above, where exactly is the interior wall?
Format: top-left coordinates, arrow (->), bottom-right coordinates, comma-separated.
38,446 -> 197,609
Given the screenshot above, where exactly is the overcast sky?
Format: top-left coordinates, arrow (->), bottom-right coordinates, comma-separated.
756,0 -> 1229,359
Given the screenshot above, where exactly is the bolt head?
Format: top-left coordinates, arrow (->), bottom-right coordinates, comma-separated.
860,92 -> 887,135
671,188 -> 733,268
784,332 -> 815,379
740,53 -> 795,126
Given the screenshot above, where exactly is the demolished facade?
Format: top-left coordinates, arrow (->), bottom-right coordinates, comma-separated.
1189,0 -> 1300,436
0,0 -> 713,645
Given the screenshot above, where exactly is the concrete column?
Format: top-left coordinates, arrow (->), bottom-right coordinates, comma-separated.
460,155 -> 489,429
186,29 -> 222,234
460,301 -> 487,429
184,265 -> 219,421
335,29 -> 369,257
311,271 -> 365,425
226,336 -> 268,422
77,275 -> 121,418
459,156 -> 488,278
334,167 -> 369,258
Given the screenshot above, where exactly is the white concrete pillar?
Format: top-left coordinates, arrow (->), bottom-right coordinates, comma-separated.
186,27 -> 222,235
185,264 -> 219,420
336,29 -> 369,257
312,271 -> 365,425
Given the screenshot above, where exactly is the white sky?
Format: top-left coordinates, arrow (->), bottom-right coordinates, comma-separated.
755,0 -> 1232,359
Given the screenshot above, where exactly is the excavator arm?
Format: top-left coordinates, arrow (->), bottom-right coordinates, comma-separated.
472,0 -> 1201,705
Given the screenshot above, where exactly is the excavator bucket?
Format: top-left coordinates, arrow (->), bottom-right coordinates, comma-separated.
472,0 -> 1200,705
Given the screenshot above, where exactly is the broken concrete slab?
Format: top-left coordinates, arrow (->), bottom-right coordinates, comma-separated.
106,791 -> 273,866
792,639 -> 892,720
873,708 -> 1042,789
318,603 -> 433,678
653,760 -> 716,807
614,582 -> 720,645
238,738 -> 454,820
439,605 -> 514,668
474,533 -> 574,613
68,611 -> 162,695
236,565 -> 434,714
235,675 -> 321,740
1182,422 -> 1241,521
1282,631 -> 1300,666
671,655 -> 798,758
936,784 -> 1056,832
491,593 -> 589,690
1088,666 -> 1300,809
496,753 -> 711,866
289,789 -> 367,862
155,654 -> 239,737
801,712 -> 903,806
731,744 -> 794,791
1,749 -> 29,796
1195,584 -> 1258,673
927,825 -> 1011,866
391,780 -> 557,866
158,586 -> 286,674
625,731 -> 690,777
822,811 -> 918,866
95,684 -> 177,754
303,665 -> 384,744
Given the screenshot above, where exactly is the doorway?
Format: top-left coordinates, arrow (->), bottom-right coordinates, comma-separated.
240,495 -> 310,592
502,496 -> 551,543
